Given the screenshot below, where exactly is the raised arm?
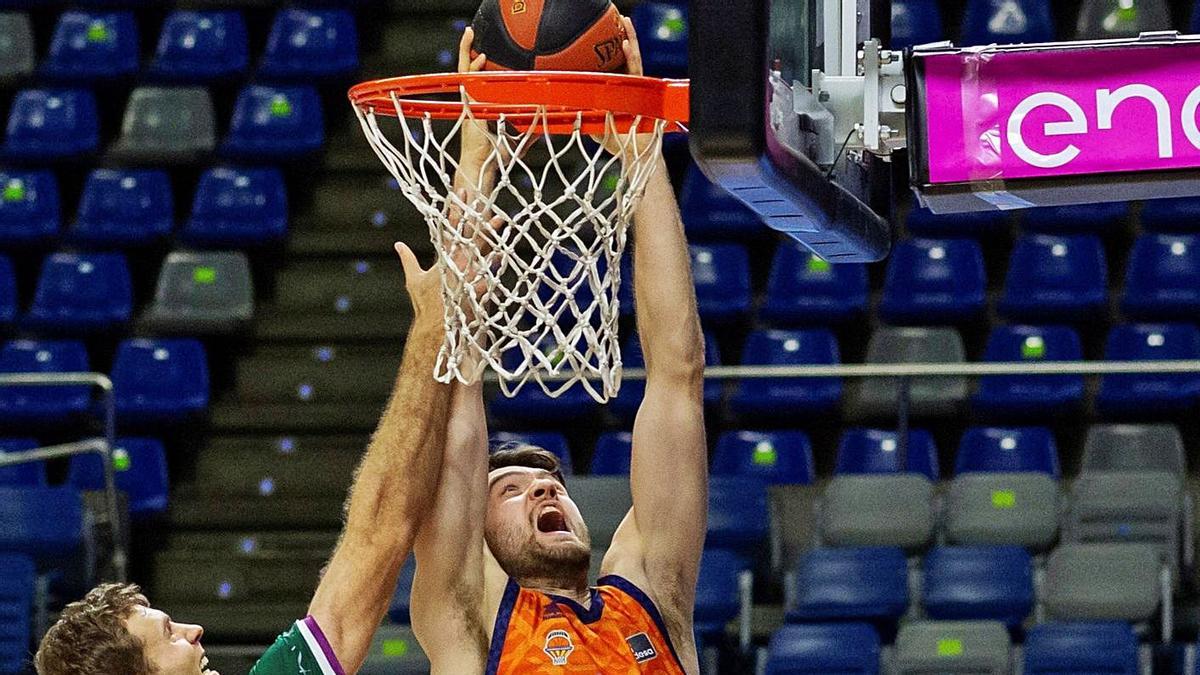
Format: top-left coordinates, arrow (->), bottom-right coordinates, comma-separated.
306,244 -> 451,674
408,378 -> 496,671
602,16 -> 708,654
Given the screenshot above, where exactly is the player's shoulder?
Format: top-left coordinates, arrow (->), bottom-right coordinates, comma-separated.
249,617 -> 346,675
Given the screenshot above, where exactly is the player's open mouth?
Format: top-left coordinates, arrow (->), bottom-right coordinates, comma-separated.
536,506 -> 570,534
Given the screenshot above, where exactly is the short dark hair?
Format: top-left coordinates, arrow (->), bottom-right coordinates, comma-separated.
489,443 -> 566,487
35,582 -> 154,675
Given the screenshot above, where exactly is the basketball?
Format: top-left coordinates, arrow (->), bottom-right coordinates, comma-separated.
470,0 -> 628,72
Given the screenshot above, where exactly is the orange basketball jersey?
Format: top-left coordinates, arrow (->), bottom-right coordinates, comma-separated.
487,575 -> 687,674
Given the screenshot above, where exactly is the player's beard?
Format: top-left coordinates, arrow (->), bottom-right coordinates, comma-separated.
487,524 -> 591,583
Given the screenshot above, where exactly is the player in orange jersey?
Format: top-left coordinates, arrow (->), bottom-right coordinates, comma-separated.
405,21 -> 708,674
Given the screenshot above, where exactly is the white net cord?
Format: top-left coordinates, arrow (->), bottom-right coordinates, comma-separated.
354,91 -> 666,402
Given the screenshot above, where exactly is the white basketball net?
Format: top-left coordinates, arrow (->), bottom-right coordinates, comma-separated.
354,90 -> 666,402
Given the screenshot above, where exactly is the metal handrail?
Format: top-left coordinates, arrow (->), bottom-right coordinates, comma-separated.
0,372 -> 124,581
493,359 -> 1200,381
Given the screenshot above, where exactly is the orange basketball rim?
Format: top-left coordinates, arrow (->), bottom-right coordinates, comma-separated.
348,70 -> 689,136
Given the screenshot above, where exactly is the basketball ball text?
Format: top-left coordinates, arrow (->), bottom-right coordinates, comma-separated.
594,36 -> 622,68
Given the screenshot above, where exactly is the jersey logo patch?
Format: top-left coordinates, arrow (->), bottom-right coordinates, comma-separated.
543,629 -> 575,666
626,632 -> 658,663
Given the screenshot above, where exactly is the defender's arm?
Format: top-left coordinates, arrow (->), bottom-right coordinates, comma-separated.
306,244 -> 452,675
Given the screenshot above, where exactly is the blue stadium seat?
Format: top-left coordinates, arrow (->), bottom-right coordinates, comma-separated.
956,426 -> 1060,477
765,623 -> 881,675
41,11 -> 138,81
68,438 -> 168,520
973,325 -> 1085,418
259,9 -> 358,80
490,431 -> 573,475
69,169 -> 173,248
0,553 -> 34,674
112,338 -> 210,425
707,477 -> 768,554
998,234 -> 1107,322
1021,202 -> 1130,233
3,89 -> 99,161
787,546 -> 908,622
761,240 -> 868,325
25,253 -> 132,333
388,557 -> 416,624
1097,323 -> 1200,417
691,244 -> 751,325
181,166 -> 287,247
590,431 -> 631,475
1142,196 -> 1200,233
0,439 -> 43,487
906,207 -> 1008,237
0,340 -> 89,425
922,545 -> 1034,627
712,430 -> 814,484
879,238 -> 985,325
0,486 -> 84,560
0,257 -> 14,330
1024,621 -> 1139,675
0,169 -> 59,247
221,85 -> 324,160
607,330 -> 721,422
836,428 -> 939,481
632,2 -> 687,77
961,0 -> 1055,45
1121,234 -> 1200,320
679,163 -> 764,239
891,0 -> 944,49
693,547 -> 748,638
149,11 -> 249,83
729,329 -> 841,419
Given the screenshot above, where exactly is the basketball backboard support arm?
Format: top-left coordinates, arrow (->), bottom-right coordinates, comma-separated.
687,0 -> 893,263
690,1 -> 1200,249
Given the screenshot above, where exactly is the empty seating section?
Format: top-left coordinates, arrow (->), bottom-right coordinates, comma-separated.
26,252 -> 132,333
999,234 -> 1107,322
0,13 -> 34,85
973,325 -> 1084,418
1024,621 -> 1140,674
1122,234 -> 1200,320
140,251 -> 254,335
4,89 -> 99,160
729,329 -> 841,420
149,11 -> 249,82
68,438 -> 168,520
0,169 -> 58,247
42,11 -> 138,82
182,167 -> 287,247
762,240 -> 867,325
712,430 -> 813,484
880,238 -> 985,325
1097,323 -> 1200,417
260,9 -> 359,80
946,427 -> 1059,549
822,429 -> 936,549
961,0 -> 1055,45
0,554 -> 34,673
221,85 -> 324,160
70,169 -> 173,247
0,340 -> 89,425
0,4 -> 1197,673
